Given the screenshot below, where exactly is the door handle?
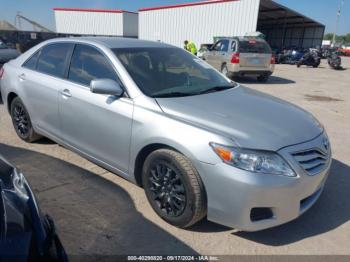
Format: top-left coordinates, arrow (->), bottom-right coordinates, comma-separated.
18,73 -> 26,81
60,89 -> 72,98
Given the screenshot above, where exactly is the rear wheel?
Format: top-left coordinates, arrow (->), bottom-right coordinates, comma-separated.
10,97 -> 41,142
142,149 -> 206,228
221,64 -> 232,79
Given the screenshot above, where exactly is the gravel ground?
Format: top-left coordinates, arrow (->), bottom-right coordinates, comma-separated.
0,57 -> 349,257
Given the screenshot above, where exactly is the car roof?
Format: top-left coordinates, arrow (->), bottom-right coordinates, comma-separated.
45,36 -> 175,49
218,37 -> 267,42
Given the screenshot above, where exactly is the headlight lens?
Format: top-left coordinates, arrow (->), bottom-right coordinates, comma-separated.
210,143 -> 296,177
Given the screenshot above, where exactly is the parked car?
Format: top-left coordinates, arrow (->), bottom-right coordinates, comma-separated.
0,155 -> 67,261
203,37 -> 275,82
0,37 -> 331,231
0,41 -> 20,65
339,44 -> 350,56
197,43 -> 213,59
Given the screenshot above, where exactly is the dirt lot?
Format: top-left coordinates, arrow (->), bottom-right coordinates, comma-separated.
0,58 -> 350,257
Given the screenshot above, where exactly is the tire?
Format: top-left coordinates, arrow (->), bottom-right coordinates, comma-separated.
221,64 -> 232,79
10,97 -> 41,142
142,149 -> 207,228
313,61 -> 320,68
257,74 -> 269,82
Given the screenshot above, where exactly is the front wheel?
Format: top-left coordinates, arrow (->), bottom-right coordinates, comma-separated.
142,149 -> 207,228
10,97 -> 41,142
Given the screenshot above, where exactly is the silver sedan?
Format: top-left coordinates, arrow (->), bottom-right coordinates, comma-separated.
0,37 -> 331,231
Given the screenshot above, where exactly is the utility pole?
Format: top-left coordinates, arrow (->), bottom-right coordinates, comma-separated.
332,0 -> 345,45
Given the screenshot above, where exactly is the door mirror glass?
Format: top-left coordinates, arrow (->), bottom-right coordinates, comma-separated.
90,79 -> 124,96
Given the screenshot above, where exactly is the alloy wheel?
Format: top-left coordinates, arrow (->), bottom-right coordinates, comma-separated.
13,104 -> 29,137
148,161 -> 186,217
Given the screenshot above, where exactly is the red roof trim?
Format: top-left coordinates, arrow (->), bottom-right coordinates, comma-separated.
139,0 -> 238,12
53,8 -> 137,14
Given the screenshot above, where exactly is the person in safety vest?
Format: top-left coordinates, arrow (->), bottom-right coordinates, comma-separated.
184,40 -> 197,56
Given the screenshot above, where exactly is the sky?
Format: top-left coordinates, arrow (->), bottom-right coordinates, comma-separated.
0,0 -> 349,34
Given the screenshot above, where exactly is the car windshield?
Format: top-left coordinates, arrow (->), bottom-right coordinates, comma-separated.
239,40 -> 271,54
113,47 -> 236,98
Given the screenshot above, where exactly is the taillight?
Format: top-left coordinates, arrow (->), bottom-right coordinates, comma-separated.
231,53 -> 240,64
0,67 -> 4,79
270,55 -> 275,65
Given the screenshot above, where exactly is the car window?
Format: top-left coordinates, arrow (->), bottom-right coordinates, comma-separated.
23,51 -> 40,70
219,40 -> 229,52
213,40 -> 229,52
231,41 -> 237,52
68,44 -> 119,86
238,40 -> 272,54
212,41 -> 222,51
36,43 -> 72,78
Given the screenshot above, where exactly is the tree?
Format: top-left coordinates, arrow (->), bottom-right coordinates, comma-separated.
324,33 -> 333,40
324,33 -> 350,43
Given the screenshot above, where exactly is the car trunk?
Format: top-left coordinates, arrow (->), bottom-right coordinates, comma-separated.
238,39 -> 271,68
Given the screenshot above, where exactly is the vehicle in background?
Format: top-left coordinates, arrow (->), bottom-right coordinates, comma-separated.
327,49 -> 342,70
0,41 -> 20,65
0,155 -> 67,261
297,49 -> 321,68
1,37 -> 331,231
203,37 -> 275,82
197,43 -> 213,59
339,44 -> 350,56
276,49 -> 304,65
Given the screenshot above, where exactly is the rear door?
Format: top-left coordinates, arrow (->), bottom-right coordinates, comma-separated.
59,44 -> 133,174
20,43 -> 74,138
238,39 -> 272,69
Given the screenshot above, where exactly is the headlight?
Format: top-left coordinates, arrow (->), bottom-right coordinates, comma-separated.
210,143 -> 296,177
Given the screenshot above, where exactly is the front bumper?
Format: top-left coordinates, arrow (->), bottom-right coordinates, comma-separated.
195,135 -> 331,231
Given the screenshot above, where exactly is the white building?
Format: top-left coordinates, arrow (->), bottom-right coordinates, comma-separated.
139,0 -> 325,49
53,8 -> 138,37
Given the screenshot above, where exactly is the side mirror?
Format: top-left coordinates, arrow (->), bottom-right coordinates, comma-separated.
90,79 -> 124,96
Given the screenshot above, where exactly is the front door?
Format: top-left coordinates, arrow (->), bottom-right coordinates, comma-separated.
59,44 -> 133,174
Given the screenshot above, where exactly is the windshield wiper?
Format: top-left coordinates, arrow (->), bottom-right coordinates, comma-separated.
195,85 -> 235,95
153,92 -> 196,98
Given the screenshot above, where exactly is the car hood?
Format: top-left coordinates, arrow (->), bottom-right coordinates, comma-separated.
156,85 -> 323,151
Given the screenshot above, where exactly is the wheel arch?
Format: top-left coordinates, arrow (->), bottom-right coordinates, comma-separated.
221,62 -> 227,70
7,92 -> 18,113
133,143 -> 181,187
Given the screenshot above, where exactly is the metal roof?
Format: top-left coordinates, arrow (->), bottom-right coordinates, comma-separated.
53,8 -> 137,14
138,0 -> 324,28
139,0 -> 238,12
0,20 -> 18,31
258,0 -> 324,28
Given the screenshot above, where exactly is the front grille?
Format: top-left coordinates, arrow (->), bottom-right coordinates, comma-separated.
292,147 -> 329,176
